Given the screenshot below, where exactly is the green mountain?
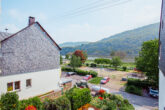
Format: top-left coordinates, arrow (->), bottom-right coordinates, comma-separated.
61,23 -> 159,56
59,42 -> 89,48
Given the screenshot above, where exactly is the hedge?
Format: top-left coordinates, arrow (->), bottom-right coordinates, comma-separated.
94,58 -> 111,64
65,87 -> 92,110
127,78 -> 153,88
62,67 -> 98,77
125,85 -> 142,96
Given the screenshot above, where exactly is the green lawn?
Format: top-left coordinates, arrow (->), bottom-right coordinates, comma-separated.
88,77 -> 103,84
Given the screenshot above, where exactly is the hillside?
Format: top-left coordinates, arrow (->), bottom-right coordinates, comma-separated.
61,23 -> 159,56
59,41 -> 89,47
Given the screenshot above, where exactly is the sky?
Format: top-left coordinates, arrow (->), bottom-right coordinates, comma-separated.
0,0 -> 162,44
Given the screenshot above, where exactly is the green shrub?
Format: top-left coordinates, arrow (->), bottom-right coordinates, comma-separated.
0,92 -> 19,110
61,67 -> 74,72
43,99 -> 56,110
101,100 -> 117,110
54,96 -> 71,110
65,88 -> 91,110
89,70 -> 98,77
62,67 -> 98,77
86,63 -> 89,66
19,97 -> 42,110
127,78 -> 152,88
90,63 -> 97,67
94,58 -> 111,64
125,85 -> 142,96
122,66 -> 127,71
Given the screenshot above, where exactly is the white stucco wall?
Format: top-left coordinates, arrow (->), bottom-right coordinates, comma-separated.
159,70 -> 165,110
0,68 -> 61,99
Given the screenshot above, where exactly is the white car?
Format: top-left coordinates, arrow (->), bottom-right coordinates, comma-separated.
90,85 -> 109,93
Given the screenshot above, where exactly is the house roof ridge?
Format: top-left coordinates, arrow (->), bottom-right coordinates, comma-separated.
1,22 -> 61,50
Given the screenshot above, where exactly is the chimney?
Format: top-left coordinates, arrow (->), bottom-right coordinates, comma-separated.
28,16 -> 35,26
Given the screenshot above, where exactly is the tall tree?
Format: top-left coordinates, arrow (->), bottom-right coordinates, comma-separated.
74,50 -> 87,63
135,39 -> 159,88
65,54 -> 69,59
111,56 -> 122,69
60,55 -> 63,64
70,55 -> 82,69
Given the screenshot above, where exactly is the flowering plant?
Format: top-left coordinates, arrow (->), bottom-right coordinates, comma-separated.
98,89 -> 105,95
98,97 -> 103,100
25,105 -> 37,110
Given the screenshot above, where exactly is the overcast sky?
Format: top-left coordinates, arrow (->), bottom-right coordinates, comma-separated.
0,0 -> 162,44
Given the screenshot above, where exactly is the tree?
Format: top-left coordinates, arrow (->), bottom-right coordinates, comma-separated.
111,56 -> 122,69
74,50 -> 87,63
135,39 -> 159,88
114,51 -> 127,59
70,55 -> 82,69
110,50 -> 115,57
60,55 -> 63,64
65,54 -> 69,59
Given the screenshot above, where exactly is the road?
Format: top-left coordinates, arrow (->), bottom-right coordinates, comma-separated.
62,72 -> 158,110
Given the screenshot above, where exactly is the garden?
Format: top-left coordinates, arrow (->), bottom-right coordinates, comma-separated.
0,87 -> 134,110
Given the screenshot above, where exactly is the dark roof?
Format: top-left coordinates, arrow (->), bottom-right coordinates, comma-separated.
1,22 -> 61,50
0,32 -> 12,41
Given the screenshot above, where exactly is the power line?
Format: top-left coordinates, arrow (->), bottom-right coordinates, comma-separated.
55,0 -> 132,21
58,0 -> 119,18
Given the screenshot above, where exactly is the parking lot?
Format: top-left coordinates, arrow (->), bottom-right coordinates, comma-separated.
62,69 -> 158,110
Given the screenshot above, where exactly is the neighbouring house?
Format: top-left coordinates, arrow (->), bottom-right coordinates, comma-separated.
159,0 -> 165,109
0,17 -> 61,99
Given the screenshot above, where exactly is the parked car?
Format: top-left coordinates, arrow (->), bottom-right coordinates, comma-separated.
66,72 -> 76,76
75,80 -> 89,88
149,88 -> 159,98
90,85 -> 109,93
83,75 -> 92,80
101,77 -> 110,84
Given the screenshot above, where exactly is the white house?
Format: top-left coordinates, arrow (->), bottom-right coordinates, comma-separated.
159,0 -> 165,109
0,17 -> 61,99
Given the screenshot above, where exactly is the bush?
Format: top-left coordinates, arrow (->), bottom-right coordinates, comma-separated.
19,97 -> 42,110
54,96 -> 71,110
94,58 -> 111,64
125,85 -> 142,96
43,99 -> 56,110
90,63 -> 97,67
122,66 -> 127,71
127,78 -> 152,88
61,67 -> 74,72
86,63 -> 89,66
62,67 -> 98,77
89,70 -> 98,77
65,88 -> 91,110
0,92 -> 19,110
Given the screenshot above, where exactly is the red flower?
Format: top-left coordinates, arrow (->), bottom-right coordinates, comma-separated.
25,105 -> 37,110
98,97 -> 103,100
98,89 -> 105,94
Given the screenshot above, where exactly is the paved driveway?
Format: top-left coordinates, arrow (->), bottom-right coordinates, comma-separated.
62,72 -> 158,110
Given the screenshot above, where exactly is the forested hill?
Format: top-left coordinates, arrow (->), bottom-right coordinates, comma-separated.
60,23 -> 159,56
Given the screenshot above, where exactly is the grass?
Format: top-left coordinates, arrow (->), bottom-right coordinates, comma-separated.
88,77 -> 103,84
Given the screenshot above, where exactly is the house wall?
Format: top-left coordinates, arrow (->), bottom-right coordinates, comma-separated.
0,68 -> 61,99
159,70 -> 165,110
0,23 -> 60,76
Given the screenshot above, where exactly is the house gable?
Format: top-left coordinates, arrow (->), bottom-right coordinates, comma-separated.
0,23 -> 61,76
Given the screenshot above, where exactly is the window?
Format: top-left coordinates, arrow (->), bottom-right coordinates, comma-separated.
26,79 -> 31,87
7,82 -> 13,92
7,81 -> 21,92
15,81 -> 20,90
